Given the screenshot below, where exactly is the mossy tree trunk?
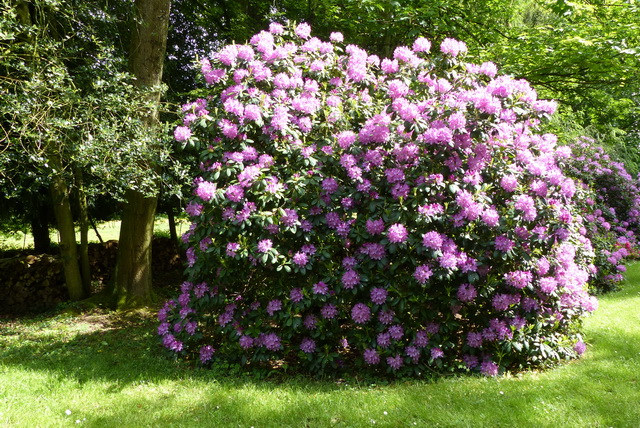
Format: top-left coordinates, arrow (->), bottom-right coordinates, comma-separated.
112,189 -> 158,308
50,157 -> 85,301
110,0 -> 171,309
30,189 -> 51,253
75,167 -> 92,296
166,204 -> 179,244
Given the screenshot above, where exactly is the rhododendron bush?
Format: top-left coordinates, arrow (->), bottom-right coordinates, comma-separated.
562,137 -> 640,293
160,23 -> 599,376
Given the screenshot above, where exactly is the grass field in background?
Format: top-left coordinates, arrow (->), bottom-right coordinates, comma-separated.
1,264 -> 639,427
0,216 -> 188,251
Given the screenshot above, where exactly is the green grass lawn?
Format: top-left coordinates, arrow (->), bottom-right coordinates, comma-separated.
0,216 -> 188,252
1,266 -> 639,427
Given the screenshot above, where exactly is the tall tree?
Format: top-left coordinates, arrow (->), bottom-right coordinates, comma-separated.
1,0 -> 166,301
110,0 -> 172,309
1,0 -> 86,299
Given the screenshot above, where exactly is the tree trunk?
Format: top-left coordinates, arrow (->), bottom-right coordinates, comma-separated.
50,159 -> 85,301
111,0 -> 171,309
75,168 -> 92,296
112,189 -> 158,308
167,205 -> 178,244
30,189 -> 51,253
381,3 -> 394,59
89,215 -> 104,244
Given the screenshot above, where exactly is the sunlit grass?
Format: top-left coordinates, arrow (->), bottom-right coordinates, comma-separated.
0,216 -> 188,251
1,265 -> 639,427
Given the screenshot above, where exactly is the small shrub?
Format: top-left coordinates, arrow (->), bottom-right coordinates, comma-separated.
160,23 -> 597,376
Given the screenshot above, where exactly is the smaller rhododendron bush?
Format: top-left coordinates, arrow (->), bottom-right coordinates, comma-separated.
160,23 -> 598,377
561,137 -> 640,293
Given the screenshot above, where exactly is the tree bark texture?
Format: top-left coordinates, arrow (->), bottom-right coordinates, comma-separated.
30,189 -> 51,253
167,205 -> 178,244
49,159 -> 85,301
111,0 -> 171,309
112,189 -> 158,308
75,168 -> 92,296
129,0 -> 171,89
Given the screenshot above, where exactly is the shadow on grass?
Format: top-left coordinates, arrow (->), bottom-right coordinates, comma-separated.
0,308 -> 347,392
1,276 -> 640,427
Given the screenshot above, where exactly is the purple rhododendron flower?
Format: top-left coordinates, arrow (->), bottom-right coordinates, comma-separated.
295,22 -> 312,39
321,304 -> 338,319
574,341 -> 587,355
536,257 -> 551,275
413,264 -> 433,284
351,303 -> 371,324
269,22 -> 284,34
327,32 -> 342,43
312,281 -> 329,295
342,270 -> 360,288
467,332 -> 483,348
380,58 -> 399,73
303,314 -> 318,330
414,331 -> 429,348
199,345 -> 215,363
377,332 -> 391,348
500,175 -> 518,192
514,194 -> 537,221
492,293 -> 517,311
290,288 -> 304,302
239,335 -> 254,349
457,283 -> 477,302
225,184 -> 244,202
412,37 -> 431,52
226,242 -> 240,257
322,177 -> 339,194
266,299 -> 282,316
463,355 -> 479,369
244,104 -> 261,121
505,270 -> 533,289
481,207 -> 500,227
378,310 -> 395,325
366,219 -> 385,235
261,333 -> 281,351
387,223 -> 408,243
174,125 -> 192,142
539,277 -> 558,294
292,251 -> 309,266
185,201 -> 203,217
430,347 -> 444,359
364,348 -> 380,365
439,253 -> 458,269
162,334 -> 183,352
422,231 -> 443,250
300,338 -> 316,353
440,38 -> 467,57
362,242 -> 386,260
157,322 -> 170,335
480,360 -> 499,376
186,247 -> 196,267
405,346 -> 420,361
257,239 -> 272,253
387,354 -> 403,370
340,258 -> 355,270
196,181 -> 217,202
370,287 -> 388,305
388,324 -> 404,340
